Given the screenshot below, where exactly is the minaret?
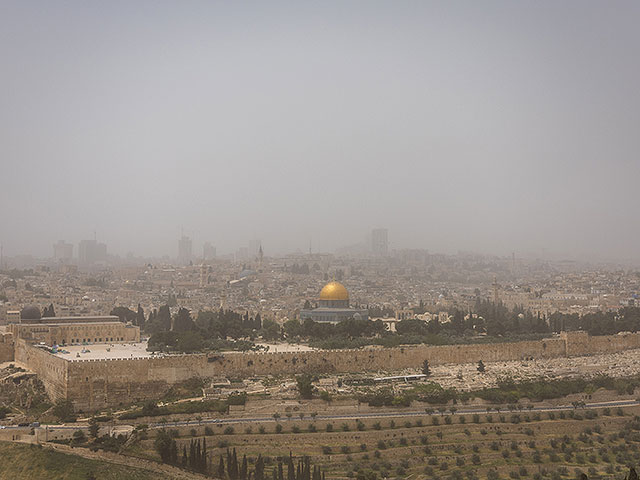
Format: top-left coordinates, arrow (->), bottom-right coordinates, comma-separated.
492,276 -> 500,304
258,244 -> 263,269
220,289 -> 227,309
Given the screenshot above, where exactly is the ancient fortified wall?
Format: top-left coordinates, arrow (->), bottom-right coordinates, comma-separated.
9,331 -> 640,411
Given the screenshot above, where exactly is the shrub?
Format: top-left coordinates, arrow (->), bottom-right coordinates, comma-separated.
487,469 -> 500,480
258,426 -> 266,434
373,422 -> 381,430
204,426 -> 213,435
341,446 -> 350,454
223,426 -> 234,435
322,446 -> 332,454
71,430 -> 86,445
53,401 -> 77,423
377,440 -> 387,450
291,426 -> 300,433
472,454 -> 481,465
275,424 -> 283,434
326,423 -> 333,432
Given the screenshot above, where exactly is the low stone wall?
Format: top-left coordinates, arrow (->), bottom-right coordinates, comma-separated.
16,330 -> 640,411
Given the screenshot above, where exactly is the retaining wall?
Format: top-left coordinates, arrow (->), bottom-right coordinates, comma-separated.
17,331 -> 640,411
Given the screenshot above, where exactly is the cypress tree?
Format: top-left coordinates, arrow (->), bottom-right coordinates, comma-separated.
189,440 -> 196,469
232,448 -> 239,479
240,454 -> 248,480
255,455 -> 264,480
170,440 -> 178,464
287,454 -> 295,480
201,438 -> 208,473
227,449 -> 233,477
218,455 -> 226,478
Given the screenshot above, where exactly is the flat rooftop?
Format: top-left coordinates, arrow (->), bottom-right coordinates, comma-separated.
52,341 -> 153,361
21,315 -> 120,324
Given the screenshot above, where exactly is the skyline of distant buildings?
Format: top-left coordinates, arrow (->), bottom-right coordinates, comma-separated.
371,228 -> 389,256
13,228 -> 394,267
78,239 -> 107,266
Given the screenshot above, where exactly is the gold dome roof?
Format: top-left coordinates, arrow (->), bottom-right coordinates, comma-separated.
319,281 -> 349,301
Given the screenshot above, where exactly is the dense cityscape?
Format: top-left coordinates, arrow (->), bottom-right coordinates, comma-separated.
3,1 -> 640,479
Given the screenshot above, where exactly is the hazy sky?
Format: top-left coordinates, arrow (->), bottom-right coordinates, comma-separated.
2,1 -> 639,260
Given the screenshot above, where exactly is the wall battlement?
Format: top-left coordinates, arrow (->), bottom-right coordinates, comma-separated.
12,330 -> 640,411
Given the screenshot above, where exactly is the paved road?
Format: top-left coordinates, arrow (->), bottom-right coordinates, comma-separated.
15,398 -> 638,433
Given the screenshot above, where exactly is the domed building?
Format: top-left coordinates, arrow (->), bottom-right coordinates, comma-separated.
300,281 -> 368,324
20,305 -> 42,322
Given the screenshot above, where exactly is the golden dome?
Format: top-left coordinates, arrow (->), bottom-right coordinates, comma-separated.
319,281 -> 349,301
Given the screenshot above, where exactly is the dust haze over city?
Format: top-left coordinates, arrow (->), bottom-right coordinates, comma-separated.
2,1 -> 640,263
5,3 -> 640,480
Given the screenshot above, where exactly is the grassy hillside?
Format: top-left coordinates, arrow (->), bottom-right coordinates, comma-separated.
0,441 -> 179,480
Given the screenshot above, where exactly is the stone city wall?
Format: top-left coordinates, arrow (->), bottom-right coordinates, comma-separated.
14,339 -> 68,401
17,331 -> 640,411
0,332 -> 15,363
